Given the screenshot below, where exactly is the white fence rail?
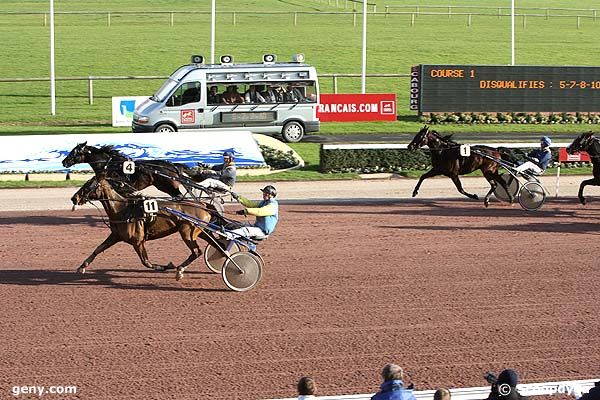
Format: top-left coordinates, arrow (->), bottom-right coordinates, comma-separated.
0,74 -> 411,105
1,9 -> 598,28
266,379 -> 598,400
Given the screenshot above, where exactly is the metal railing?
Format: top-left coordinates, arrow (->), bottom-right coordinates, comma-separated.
5,7 -> 598,28
0,73 -> 411,105
384,5 -> 600,18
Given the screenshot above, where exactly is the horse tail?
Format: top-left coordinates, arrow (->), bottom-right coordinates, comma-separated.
497,147 -> 518,165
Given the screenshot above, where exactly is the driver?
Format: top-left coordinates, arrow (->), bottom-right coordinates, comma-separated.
515,136 -> 552,175
230,185 -> 278,239
191,151 -> 237,194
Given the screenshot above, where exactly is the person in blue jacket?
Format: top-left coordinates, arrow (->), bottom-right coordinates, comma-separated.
371,364 -> 417,400
515,136 -> 552,175
230,185 -> 278,239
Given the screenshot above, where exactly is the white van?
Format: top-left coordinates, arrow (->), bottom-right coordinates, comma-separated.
132,54 -> 320,142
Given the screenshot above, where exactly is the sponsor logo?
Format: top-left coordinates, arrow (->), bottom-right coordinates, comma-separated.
119,100 -> 136,119
380,101 -> 395,115
181,109 -> 195,124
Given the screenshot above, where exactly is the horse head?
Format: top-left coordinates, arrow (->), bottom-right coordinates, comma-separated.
408,125 -> 430,150
71,174 -> 132,206
62,142 -> 89,168
71,176 -> 99,206
567,131 -> 595,154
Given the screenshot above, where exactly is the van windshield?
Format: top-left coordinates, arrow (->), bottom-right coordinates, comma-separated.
151,78 -> 179,102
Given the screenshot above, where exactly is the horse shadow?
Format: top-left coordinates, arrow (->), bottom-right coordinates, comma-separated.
379,221 -> 600,235
0,214 -> 105,227
0,268 -> 228,292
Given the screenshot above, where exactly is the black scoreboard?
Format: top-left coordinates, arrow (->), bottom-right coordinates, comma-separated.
410,64 -> 600,113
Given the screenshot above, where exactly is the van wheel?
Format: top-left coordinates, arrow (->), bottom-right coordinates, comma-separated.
282,121 -> 304,142
155,124 -> 176,133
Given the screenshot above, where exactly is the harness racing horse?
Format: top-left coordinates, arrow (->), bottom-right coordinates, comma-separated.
408,125 -> 515,207
566,131 -> 600,205
72,175 -> 213,274
62,142 -> 191,197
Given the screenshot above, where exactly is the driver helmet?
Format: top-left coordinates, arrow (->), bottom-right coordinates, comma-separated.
260,185 -> 277,197
541,136 -> 552,147
223,151 -> 235,160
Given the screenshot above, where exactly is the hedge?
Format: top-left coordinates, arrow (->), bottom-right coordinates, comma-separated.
320,146 -> 573,174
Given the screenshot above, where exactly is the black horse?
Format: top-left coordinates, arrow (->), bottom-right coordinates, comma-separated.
62,142 -> 192,197
408,125 -> 515,207
566,131 -> 600,205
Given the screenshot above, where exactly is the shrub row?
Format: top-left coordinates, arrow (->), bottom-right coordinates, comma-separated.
419,112 -> 600,125
320,146 -> 580,174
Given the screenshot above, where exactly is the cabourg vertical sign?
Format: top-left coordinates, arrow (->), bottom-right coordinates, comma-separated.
409,65 -> 420,111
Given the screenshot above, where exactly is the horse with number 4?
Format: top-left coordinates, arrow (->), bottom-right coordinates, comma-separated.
566,131 -> 600,205
62,142 -> 191,197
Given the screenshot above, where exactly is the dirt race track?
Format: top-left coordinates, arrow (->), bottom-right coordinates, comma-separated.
1,196 -> 599,399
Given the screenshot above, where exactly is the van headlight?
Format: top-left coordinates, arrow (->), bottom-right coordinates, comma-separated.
134,113 -> 149,123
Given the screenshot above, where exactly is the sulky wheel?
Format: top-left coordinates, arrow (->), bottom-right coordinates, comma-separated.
222,252 -> 263,292
518,181 -> 546,211
493,173 -> 520,202
204,241 -> 240,273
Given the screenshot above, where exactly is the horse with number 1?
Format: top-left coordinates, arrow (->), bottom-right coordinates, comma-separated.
407,125 -> 516,207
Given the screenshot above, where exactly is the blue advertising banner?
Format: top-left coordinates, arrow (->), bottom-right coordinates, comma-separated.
0,131 -> 265,173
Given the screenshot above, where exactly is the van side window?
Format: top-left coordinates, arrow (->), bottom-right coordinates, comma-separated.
167,82 -> 201,107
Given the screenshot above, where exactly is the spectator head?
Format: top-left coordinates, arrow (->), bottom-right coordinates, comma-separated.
381,363 -> 403,382
434,388 -> 451,400
297,376 -> 316,396
210,86 -> 218,93
497,369 -> 519,388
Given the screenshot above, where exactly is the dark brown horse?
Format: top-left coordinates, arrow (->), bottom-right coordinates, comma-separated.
407,125 -> 514,207
566,131 -> 600,205
72,174 -> 213,276
62,142 -> 191,197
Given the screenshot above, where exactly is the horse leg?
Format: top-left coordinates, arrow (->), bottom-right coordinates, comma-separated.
175,229 -> 203,281
578,178 -> 599,205
412,169 -> 440,197
131,241 -> 170,271
78,233 -> 120,274
450,175 -> 479,200
483,174 -> 498,208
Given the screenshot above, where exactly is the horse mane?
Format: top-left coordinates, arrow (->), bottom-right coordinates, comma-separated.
430,130 -> 459,146
104,177 -> 141,198
90,145 -> 130,161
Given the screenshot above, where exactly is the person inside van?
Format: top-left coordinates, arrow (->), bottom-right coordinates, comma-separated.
180,84 -> 200,105
244,85 -> 266,103
261,85 -> 281,103
207,85 -> 221,105
221,85 -> 244,104
283,85 -> 304,103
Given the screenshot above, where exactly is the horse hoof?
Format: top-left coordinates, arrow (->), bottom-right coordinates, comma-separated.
153,265 -> 166,271
412,192 -> 418,198
77,267 -> 86,274
175,268 -> 184,281
484,201 -> 490,208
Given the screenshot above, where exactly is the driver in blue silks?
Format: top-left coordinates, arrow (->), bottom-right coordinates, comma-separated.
515,136 -> 552,175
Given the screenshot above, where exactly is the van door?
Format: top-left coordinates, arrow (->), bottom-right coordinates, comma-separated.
162,81 -> 205,129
